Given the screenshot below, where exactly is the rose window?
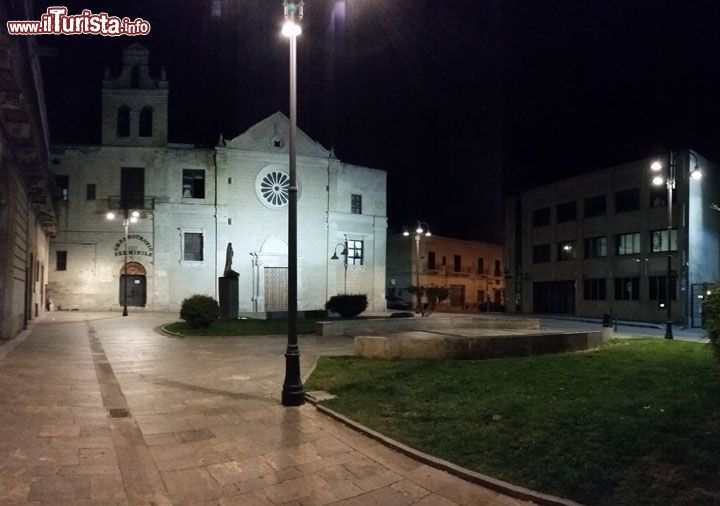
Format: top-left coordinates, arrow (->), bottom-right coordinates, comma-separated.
255,166 -> 299,209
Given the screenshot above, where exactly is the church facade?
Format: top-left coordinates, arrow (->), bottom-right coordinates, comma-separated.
48,44 -> 387,314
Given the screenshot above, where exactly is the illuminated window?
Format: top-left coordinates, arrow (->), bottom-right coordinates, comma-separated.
616,233 -> 640,255
347,239 -> 363,266
650,229 -> 677,252
557,240 -> 576,261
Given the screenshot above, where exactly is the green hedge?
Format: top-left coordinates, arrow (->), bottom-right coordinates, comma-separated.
706,284 -> 720,360
325,294 -> 368,318
180,294 -> 220,328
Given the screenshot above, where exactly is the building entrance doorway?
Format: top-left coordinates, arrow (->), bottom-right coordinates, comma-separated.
264,267 -> 288,311
449,285 -> 465,307
119,262 -> 147,307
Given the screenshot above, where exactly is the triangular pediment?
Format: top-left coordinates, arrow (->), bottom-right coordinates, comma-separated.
224,112 -> 330,158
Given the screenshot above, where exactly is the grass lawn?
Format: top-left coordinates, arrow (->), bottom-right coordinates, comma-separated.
305,339 -> 720,505
164,318 -> 319,336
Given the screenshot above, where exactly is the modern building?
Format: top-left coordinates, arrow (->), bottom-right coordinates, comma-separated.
47,44 -> 387,314
386,233 -> 505,311
0,0 -> 57,339
505,151 -> 720,325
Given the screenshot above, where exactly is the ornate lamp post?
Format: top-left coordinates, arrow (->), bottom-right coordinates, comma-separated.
106,209 -> 139,316
330,238 -> 348,294
403,221 -> 431,312
649,150 -> 702,339
281,0 -> 305,407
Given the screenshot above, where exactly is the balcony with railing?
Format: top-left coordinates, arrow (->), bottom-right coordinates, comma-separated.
107,195 -> 155,212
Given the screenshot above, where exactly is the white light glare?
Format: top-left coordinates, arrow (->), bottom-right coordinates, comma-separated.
130,216 -> 138,224
691,168 -> 703,180
416,227 -> 424,234
402,230 -> 409,237
425,232 -> 432,237
650,161 -> 663,172
131,210 -> 140,218
652,176 -> 665,186
282,20 -> 301,37
106,212 -> 116,220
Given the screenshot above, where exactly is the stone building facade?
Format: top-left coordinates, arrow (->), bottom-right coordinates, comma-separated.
48,45 -> 387,314
386,233 -> 505,310
505,151 -> 720,325
0,0 -> 57,339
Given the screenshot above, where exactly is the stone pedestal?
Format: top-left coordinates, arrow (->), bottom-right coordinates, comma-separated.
218,277 -> 239,320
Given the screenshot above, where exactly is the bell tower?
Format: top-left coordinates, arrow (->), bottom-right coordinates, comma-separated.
101,44 -> 169,146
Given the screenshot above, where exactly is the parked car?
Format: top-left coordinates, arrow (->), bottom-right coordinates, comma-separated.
386,296 -> 412,310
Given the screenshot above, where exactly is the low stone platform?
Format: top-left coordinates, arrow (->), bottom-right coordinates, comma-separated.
355,329 -> 607,359
317,315 -> 540,338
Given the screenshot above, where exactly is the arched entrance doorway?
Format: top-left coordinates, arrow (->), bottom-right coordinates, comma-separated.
120,262 -> 147,307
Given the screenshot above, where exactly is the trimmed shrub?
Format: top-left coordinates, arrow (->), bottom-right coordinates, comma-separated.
706,284 -> 720,360
325,294 -> 368,318
180,294 -> 220,328
408,286 -> 450,317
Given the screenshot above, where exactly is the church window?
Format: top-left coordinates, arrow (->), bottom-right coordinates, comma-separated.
139,106 -> 153,137
183,233 -> 204,261
182,169 -> 205,199
347,240 -> 364,266
257,167 -> 291,208
117,106 -> 130,137
351,194 -> 362,214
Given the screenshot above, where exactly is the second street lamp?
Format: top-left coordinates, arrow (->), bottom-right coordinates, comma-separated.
106,209 -> 139,317
403,221 -> 431,313
649,150 -> 702,339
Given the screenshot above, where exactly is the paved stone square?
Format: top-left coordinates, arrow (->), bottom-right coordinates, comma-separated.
0,312 -> 531,505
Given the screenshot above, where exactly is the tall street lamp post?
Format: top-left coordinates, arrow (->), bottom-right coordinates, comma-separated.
650,151 -> 702,339
331,238 -> 348,294
106,209 -> 139,317
403,221 -> 431,313
281,0 -> 305,407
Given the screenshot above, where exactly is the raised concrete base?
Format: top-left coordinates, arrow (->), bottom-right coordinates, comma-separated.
355,329 -> 606,360
317,315 -> 540,338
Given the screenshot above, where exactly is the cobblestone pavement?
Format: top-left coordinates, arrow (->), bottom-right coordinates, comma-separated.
0,312 -> 531,505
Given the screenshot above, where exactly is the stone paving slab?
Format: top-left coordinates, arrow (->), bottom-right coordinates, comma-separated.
0,312 -> 533,505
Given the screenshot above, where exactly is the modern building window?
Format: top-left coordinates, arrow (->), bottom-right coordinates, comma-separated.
56,251 -> 67,271
650,229 -> 677,252
347,239 -> 364,265
532,243 -> 551,263
532,207 -> 551,227
614,277 -> 640,300
453,255 -> 462,273
477,257 -> 485,275
117,106 -> 130,137
86,183 -> 96,201
55,175 -> 69,201
583,279 -> 607,300
616,232 -> 640,255
183,232 -> 204,261
614,188 -> 640,213
494,259 -> 502,276
584,195 -> 606,218
584,236 -> 607,258
428,251 -> 436,270
182,169 -> 205,199
649,275 -> 677,301
351,194 -> 362,214
557,240 -> 577,261
556,201 -> 577,223
139,106 -> 153,137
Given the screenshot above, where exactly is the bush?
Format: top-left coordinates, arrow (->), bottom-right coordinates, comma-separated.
325,294 -> 368,318
180,294 -> 220,328
706,284 -> 720,360
408,285 -> 450,317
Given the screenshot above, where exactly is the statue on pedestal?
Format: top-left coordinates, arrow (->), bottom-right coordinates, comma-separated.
223,243 -> 239,278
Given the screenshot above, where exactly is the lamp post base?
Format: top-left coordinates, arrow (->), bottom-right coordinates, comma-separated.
122,307 -> 128,317
664,320 -> 673,340
281,350 -> 305,406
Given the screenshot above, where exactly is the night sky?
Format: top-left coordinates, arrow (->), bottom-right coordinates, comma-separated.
35,0 -> 720,243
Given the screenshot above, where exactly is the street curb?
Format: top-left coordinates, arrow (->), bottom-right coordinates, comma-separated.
309,401 -> 584,506
159,324 -> 186,338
